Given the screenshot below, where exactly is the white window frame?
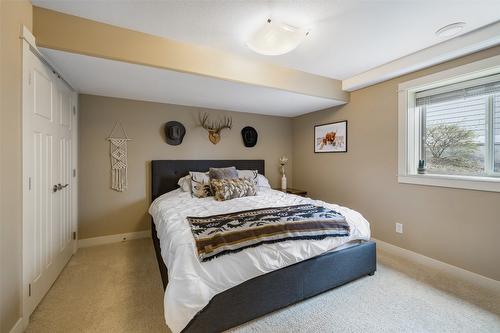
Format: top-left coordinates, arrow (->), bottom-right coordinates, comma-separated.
398,54 -> 500,193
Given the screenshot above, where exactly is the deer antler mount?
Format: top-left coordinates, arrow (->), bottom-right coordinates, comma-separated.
199,113 -> 232,145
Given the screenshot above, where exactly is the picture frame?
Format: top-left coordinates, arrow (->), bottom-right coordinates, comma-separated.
314,120 -> 348,153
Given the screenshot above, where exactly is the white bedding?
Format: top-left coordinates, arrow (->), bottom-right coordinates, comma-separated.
149,188 -> 371,333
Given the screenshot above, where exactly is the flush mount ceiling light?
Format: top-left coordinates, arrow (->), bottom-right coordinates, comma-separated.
435,22 -> 466,38
247,19 -> 309,56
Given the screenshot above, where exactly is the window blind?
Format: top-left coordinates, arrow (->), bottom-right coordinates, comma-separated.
424,95 -> 487,143
415,75 -> 500,107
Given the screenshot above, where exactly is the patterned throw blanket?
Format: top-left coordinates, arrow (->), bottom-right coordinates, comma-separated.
187,204 -> 350,262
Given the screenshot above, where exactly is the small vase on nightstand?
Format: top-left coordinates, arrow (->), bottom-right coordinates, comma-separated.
279,155 -> 288,190
281,174 -> 287,190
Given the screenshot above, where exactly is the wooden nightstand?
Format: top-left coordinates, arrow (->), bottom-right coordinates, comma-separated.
273,187 -> 308,197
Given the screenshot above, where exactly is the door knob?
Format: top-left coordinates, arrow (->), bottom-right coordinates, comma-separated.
53,183 -> 69,192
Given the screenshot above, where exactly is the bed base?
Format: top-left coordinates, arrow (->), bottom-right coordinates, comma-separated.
152,222 -> 376,333
150,160 -> 376,333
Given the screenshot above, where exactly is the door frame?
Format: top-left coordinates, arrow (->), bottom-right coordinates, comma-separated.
20,25 -> 78,325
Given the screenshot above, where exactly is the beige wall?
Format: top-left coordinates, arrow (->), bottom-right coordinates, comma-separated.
0,1 -> 32,332
292,46 -> 500,281
78,95 -> 293,239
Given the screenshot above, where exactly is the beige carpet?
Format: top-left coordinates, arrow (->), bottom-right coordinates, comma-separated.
26,238 -> 500,333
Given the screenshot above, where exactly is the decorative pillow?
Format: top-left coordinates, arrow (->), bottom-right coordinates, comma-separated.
208,166 -> 238,180
177,175 -> 192,193
237,170 -> 258,186
189,171 -> 212,198
211,178 -> 257,201
237,170 -> 271,189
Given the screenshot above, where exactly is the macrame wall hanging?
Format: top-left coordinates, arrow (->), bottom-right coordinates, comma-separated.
107,122 -> 131,192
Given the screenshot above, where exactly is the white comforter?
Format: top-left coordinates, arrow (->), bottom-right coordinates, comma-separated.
149,188 -> 371,333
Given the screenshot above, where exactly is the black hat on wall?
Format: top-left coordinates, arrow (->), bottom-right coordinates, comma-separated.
241,126 -> 258,147
164,121 -> 186,145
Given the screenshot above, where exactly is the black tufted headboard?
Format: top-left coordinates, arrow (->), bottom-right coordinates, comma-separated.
151,160 -> 265,201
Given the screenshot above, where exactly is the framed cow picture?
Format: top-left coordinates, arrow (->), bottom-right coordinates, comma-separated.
314,120 -> 348,153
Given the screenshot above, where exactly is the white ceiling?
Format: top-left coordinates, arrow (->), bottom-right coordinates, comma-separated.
33,0 -> 500,80
41,48 -> 342,117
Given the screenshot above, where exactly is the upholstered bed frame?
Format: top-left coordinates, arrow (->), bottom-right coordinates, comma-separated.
151,160 -> 376,333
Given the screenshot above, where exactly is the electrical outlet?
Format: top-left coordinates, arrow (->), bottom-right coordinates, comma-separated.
395,223 -> 403,234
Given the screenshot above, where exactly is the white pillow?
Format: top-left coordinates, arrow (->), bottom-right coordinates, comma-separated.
257,174 -> 271,189
177,175 -> 192,193
237,170 -> 271,189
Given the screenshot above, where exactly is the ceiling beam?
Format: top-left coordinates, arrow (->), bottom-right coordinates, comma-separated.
33,6 -> 349,103
343,21 -> 500,92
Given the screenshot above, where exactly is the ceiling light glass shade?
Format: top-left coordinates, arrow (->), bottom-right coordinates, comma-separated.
247,19 -> 308,56
435,22 -> 466,38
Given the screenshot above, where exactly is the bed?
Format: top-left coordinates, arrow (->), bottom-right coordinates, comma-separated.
150,160 -> 376,333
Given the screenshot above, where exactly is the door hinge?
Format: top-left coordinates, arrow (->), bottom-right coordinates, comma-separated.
28,177 -> 32,191
73,106 -> 76,115
73,232 -> 76,240
28,71 -> 32,86
73,169 -> 76,178
28,283 -> 31,297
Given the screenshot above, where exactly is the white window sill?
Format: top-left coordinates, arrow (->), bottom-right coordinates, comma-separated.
398,174 -> 500,193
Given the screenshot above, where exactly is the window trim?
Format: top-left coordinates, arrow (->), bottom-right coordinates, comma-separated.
398,54 -> 500,193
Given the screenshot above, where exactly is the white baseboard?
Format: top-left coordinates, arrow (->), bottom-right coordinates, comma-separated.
372,237 -> 500,293
78,230 -> 150,248
9,317 -> 28,333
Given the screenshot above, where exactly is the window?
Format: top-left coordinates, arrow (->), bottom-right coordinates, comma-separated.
398,55 -> 500,192
417,76 -> 500,176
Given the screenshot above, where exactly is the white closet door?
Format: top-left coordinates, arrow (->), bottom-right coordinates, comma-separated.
22,44 -> 76,317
